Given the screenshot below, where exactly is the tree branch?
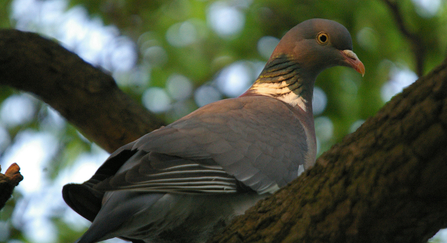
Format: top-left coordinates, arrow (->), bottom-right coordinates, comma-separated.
0,29 -> 165,153
382,0 -> 426,77
210,58 -> 447,242
0,163 -> 23,209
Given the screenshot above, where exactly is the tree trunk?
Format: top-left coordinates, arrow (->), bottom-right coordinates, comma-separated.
1,30 -> 447,242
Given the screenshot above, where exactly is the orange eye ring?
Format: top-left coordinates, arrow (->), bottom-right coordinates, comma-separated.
316,32 -> 329,45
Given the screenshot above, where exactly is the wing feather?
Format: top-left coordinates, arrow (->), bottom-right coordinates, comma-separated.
95,95 -> 314,195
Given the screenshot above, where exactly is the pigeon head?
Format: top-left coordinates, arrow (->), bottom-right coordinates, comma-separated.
246,18 -> 364,111
270,18 -> 365,77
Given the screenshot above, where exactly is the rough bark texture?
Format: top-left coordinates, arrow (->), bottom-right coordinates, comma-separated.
0,29 -> 165,153
210,59 -> 447,242
1,29 -> 447,242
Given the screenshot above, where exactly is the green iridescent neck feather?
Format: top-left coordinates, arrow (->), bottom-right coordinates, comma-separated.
249,55 -> 314,105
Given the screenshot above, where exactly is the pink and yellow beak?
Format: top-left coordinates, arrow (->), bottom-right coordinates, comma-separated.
341,50 -> 365,77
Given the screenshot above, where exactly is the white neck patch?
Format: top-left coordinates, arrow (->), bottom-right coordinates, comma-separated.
250,81 -> 308,112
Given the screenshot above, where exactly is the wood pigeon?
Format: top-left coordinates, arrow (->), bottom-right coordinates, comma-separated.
63,18 -> 365,243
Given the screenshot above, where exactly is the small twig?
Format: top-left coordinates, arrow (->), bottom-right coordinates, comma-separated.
0,163 -> 24,210
383,0 -> 425,77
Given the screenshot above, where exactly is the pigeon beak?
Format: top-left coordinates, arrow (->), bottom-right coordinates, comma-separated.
341,50 -> 365,77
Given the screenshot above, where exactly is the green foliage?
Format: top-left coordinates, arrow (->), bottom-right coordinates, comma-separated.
0,1 -> 13,28
1,0 -> 447,242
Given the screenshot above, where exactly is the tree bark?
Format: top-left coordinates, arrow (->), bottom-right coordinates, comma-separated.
0,29 -> 165,153
0,163 -> 23,209
1,30 -> 447,242
210,59 -> 447,242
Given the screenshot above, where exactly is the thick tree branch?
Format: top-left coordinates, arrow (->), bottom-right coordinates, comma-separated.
382,0 -> 426,77
0,29 -> 165,153
210,58 -> 447,242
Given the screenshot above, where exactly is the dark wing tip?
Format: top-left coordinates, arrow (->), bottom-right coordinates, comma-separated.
62,183 -> 103,222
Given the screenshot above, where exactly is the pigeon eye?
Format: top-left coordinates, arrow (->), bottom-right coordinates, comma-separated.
316,32 -> 329,44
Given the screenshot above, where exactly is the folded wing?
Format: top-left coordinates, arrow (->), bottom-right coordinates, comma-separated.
95,95 -> 311,195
